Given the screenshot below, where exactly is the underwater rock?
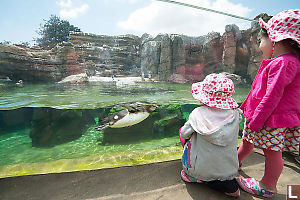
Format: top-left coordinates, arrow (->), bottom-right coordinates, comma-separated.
153,105 -> 184,135
29,108 -> 96,147
0,108 -> 33,134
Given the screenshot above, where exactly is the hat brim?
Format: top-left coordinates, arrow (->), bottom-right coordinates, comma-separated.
259,16 -> 300,45
259,18 -> 269,30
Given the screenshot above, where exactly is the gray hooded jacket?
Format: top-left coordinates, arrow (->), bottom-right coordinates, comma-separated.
181,106 -> 242,181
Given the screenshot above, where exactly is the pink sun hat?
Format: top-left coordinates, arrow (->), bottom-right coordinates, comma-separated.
192,73 -> 239,110
259,9 -> 300,46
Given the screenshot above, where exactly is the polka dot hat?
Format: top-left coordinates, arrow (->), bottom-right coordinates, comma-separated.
192,73 -> 238,110
259,9 -> 300,46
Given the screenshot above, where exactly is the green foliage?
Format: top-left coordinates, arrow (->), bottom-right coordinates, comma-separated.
0,40 -> 11,45
154,114 -> 178,127
35,15 -> 81,49
166,104 -> 181,111
19,41 -> 30,47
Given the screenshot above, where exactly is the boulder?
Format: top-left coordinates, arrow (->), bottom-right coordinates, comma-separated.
58,73 -> 88,84
220,72 -> 244,86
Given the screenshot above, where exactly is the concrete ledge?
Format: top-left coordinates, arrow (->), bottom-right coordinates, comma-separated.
0,152 -> 299,200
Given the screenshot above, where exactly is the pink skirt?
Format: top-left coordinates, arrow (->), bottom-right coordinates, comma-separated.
242,120 -> 300,154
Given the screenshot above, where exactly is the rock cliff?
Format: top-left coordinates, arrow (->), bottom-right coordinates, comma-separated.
0,42 -> 84,82
0,20 -> 265,83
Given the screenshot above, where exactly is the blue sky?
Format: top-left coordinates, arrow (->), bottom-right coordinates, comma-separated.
0,0 -> 299,45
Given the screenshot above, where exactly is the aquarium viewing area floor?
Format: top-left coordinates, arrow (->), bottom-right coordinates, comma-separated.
0,150 -> 299,200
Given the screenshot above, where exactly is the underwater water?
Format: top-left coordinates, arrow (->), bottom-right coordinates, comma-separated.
0,81 -> 250,178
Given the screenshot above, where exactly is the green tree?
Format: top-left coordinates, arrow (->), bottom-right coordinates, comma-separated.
19,41 -> 30,47
0,40 -> 11,45
35,15 -> 81,49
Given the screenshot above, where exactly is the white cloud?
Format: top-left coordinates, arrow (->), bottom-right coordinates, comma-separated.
117,0 -> 252,36
105,0 -> 140,4
128,0 -> 140,4
57,0 -> 89,19
57,0 -> 73,8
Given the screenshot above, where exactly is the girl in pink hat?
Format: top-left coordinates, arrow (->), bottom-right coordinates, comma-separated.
179,73 -> 243,197
237,9 -> 300,198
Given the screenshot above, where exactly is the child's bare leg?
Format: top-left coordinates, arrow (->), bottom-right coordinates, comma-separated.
238,139 -> 254,164
260,148 -> 283,193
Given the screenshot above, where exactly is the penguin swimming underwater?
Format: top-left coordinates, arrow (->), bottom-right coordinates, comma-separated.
96,104 -> 158,131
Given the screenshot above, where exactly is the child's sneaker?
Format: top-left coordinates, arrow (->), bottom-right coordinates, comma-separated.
181,170 -> 203,183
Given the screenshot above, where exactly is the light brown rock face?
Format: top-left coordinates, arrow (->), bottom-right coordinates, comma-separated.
0,42 -> 83,82
222,24 -> 240,73
158,35 -> 173,81
0,16 -> 271,83
69,32 -> 141,78
140,40 -> 161,79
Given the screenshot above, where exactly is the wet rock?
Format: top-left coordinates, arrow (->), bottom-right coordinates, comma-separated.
58,73 -> 88,84
29,108 -> 96,147
220,72 -> 243,86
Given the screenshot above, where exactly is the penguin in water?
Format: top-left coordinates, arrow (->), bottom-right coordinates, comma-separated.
16,80 -> 23,87
96,104 -> 158,131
